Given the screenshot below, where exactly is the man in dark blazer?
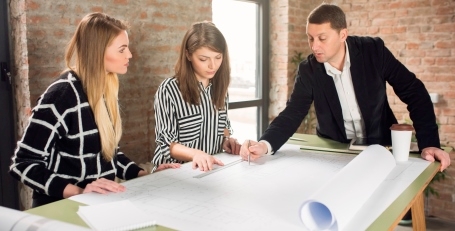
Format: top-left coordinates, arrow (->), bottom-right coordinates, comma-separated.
240,3 -> 450,225
240,4 -> 450,171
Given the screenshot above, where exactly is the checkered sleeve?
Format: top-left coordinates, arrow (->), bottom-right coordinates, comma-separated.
9,80 -> 73,198
116,147 -> 143,180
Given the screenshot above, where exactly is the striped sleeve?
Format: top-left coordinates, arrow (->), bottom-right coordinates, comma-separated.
225,94 -> 233,136
152,79 -> 180,166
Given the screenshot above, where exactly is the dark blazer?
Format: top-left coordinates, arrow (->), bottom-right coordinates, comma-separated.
261,36 -> 440,152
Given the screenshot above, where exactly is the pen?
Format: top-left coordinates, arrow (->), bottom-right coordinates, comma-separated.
248,140 -> 251,165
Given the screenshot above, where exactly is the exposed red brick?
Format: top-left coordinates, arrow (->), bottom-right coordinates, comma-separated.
27,15 -> 47,24
435,23 -> 455,32
393,26 -> 406,33
113,0 -> 128,5
91,6 -> 103,12
379,27 -> 393,34
406,42 -> 420,50
26,0 -> 40,10
435,40 -> 455,49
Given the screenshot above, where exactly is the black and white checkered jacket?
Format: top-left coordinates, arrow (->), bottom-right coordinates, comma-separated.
9,71 -> 142,200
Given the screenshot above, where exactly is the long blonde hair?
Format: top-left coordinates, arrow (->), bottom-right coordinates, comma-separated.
175,21 -> 231,109
65,12 -> 127,161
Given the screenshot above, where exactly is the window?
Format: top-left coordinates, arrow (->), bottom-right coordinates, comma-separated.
212,0 -> 269,141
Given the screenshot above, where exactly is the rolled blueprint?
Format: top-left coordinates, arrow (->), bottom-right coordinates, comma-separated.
0,205 -> 90,231
300,145 -> 396,231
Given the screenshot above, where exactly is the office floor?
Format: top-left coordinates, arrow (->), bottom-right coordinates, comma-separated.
394,217 -> 455,231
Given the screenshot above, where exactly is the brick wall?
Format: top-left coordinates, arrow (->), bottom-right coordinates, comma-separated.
22,0 -> 212,164
271,0 -> 455,222
287,0 -> 316,94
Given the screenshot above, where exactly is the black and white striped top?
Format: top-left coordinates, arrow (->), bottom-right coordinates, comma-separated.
152,77 -> 232,169
9,71 -> 142,201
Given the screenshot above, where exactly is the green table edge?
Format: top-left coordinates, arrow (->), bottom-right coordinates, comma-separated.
366,160 -> 440,230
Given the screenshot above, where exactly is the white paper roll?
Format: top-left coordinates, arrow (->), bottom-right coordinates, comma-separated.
299,145 -> 396,231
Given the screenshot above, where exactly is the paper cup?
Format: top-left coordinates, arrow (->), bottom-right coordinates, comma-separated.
390,124 -> 414,162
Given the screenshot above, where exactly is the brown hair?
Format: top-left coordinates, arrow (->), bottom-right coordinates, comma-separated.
65,12 -> 127,161
307,3 -> 347,32
175,21 -> 230,109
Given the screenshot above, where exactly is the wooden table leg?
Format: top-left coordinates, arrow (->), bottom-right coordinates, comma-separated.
411,192 -> 426,231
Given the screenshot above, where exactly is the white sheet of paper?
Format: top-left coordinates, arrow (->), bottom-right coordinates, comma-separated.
69,143 -> 430,231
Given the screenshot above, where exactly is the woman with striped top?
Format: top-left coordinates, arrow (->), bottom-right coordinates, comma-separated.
153,21 -> 241,172
9,13 -> 179,207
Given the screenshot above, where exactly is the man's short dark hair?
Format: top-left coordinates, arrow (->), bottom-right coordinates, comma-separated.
307,3 -> 347,31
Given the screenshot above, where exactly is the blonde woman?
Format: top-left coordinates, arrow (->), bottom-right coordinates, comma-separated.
153,22 -> 241,172
9,12 -> 178,207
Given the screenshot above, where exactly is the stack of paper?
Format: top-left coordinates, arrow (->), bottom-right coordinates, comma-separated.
77,200 -> 155,231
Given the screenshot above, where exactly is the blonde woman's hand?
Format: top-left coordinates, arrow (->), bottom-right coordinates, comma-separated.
137,170 -> 149,177
192,151 -> 224,172
155,163 -> 181,172
83,178 -> 125,194
223,137 -> 241,155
